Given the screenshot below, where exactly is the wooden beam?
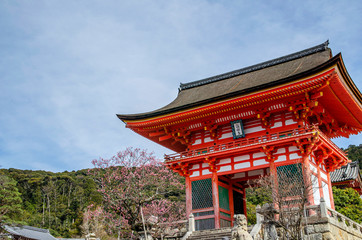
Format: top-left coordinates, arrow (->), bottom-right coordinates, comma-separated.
149,131 -> 165,137
159,134 -> 172,141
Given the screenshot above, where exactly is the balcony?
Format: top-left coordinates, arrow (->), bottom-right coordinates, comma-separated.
164,126 -> 343,164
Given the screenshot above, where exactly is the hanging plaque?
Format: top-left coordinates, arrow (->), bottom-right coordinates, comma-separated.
230,120 -> 245,139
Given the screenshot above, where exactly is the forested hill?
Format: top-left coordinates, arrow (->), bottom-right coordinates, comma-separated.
0,144 -> 360,238
342,144 -> 362,169
0,168 -> 103,237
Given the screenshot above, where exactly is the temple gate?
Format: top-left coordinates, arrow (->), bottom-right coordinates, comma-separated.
118,41 -> 362,231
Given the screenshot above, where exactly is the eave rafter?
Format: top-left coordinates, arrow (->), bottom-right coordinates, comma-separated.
287,87 -> 361,138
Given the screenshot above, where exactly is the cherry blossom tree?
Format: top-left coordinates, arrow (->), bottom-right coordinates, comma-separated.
89,148 -> 185,239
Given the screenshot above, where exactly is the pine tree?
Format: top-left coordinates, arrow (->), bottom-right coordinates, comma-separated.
0,174 -> 23,227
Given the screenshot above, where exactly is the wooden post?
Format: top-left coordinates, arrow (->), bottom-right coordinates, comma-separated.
302,155 -> 315,206
185,176 -> 192,218
317,164 -> 324,202
269,159 -> 278,212
327,172 -> 335,209
269,160 -> 277,185
228,178 -> 234,227
242,188 -> 247,218
212,171 -> 220,229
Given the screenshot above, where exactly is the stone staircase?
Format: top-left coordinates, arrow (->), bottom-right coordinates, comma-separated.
186,227 -> 232,240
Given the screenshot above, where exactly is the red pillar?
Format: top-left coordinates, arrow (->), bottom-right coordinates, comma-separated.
317,164 -> 323,202
302,155 -> 315,206
212,171 -> 220,229
269,160 -> 278,213
228,179 -> 234,227
327,172 -> 335,209
269,160 -> 277,183
242,189 -> 247,218
185,176 -> 192,217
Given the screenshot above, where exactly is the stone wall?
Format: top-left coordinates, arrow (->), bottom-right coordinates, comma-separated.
305,216 -> 362,240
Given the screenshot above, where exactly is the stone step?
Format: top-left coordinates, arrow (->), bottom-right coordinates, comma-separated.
186,227 -> 232,240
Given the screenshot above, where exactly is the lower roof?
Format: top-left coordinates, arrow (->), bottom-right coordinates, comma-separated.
330,161 -> 361,183
4,225 -> 56,240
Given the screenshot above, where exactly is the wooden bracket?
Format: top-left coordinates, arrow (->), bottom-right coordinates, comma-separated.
257,111 -> 273,130
261,145 -> 277,162
168,162 -> 190,177
295,132 -> 320,157
204,157 -> 219,172
204,121 -> 219,140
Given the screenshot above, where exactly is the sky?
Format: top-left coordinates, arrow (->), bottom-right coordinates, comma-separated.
0,1 -> 361,172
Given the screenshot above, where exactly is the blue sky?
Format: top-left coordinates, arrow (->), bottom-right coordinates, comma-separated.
0,1 -> 361,172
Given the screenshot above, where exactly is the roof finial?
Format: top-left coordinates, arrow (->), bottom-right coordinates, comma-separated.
324,40 -> 329,49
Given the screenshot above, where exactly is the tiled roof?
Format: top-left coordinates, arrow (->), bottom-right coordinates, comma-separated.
179,41 -> 329,91
330,161 -> 361,183
4,225 -> 56,240
118,41 -> 333,121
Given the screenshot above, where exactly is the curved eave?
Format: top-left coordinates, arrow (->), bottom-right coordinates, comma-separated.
118,53 -> 362,125
335,53 -> 362,104
321,53 -> 362,129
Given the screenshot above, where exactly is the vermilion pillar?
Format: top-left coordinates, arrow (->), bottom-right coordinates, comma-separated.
327,172 -> 335,209
269,159 -> 277,182
317,164 -> 324,202
185,176 -> 192,217
302,155 -> 315,206
228,179 -> 234,227
212,171 -> 220,229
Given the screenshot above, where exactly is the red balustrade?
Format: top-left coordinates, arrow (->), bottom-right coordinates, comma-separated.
164,127 -> 320,163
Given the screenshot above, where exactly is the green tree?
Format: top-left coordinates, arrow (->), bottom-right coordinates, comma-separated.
333,187 -> 362,223
343,144 -> 362,169
0,174 -> 23,226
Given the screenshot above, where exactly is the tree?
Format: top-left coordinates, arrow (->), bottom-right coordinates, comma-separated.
0,168 -> 102,238
0,174 -> 23,228
81,205 -> 108,239
143,199 -> 185,238
248,163 -> 316,240
89,148 -> 185,239
333,187 -> 362,223
343,144 -> 362,169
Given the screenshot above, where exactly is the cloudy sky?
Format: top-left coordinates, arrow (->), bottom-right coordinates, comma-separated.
1,1 -> 361,172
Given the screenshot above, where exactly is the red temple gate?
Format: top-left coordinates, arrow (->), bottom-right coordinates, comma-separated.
118,41 -> 362,230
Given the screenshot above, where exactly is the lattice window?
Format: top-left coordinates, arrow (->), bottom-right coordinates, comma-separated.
220,219 -> 231,228
218,186 -> 230,211
195,218 -> 215,230
277,163 -> 304,198
194,211 -> 214,217
192,178 -> 213,210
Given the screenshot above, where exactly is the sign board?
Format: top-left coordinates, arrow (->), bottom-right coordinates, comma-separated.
230,120 -> 245,139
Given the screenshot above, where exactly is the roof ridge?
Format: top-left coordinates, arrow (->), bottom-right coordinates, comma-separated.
179,40 -> 329,91
21,225 -> 49,233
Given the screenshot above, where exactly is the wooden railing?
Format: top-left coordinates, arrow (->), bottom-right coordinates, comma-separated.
164,127 -> 318,163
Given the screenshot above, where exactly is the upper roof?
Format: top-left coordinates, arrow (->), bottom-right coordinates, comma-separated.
4,225 -> 56,240
118,41 -> 333,121
330,161 -> 361,183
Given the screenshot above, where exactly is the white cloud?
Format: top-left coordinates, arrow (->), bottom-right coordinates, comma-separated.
0,0 -> 361,171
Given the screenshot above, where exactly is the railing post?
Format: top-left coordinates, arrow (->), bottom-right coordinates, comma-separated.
320,197 -> 328,218
256,205 -> 263,224
188,213 -> 195,232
